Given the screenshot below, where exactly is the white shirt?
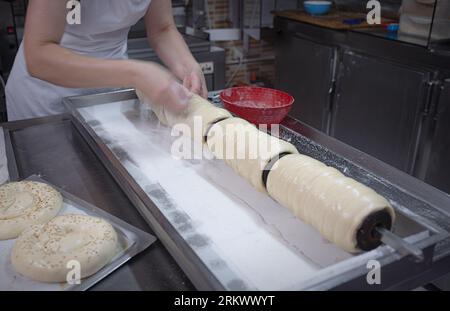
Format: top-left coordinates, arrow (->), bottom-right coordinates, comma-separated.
5,0 -> 152,121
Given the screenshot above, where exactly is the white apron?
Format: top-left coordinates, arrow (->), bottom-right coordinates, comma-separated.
5,0 -> 152,121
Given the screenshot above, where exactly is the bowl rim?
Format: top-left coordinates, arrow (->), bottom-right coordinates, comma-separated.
303,1 -> 332,6
219,86 -> 295,109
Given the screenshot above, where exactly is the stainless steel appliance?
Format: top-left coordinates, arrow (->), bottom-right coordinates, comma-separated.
0,0 -> 25,76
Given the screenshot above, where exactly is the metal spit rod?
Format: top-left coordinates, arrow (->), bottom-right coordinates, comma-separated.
376,227 -> 424,262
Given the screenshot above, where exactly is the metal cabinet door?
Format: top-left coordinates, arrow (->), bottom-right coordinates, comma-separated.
425,79 -> 450,194
275,34 -> 336,132
331,52 -> 431,173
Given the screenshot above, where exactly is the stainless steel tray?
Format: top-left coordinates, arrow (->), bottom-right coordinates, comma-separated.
63,89 -> 450,290
0,174 -> 156,291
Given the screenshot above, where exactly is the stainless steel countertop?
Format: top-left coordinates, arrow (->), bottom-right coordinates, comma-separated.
3,105 -> 450,290
2,115 -> 194,291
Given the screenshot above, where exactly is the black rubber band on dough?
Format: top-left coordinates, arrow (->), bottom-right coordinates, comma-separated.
356,209 -> 393,251
204,117 -> 232,144
262,152 -> 293,190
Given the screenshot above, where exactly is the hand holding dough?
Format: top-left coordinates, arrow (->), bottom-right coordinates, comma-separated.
137,90 -> 231,144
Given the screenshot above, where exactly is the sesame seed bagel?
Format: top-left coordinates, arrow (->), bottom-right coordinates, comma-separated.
11,214 -> 118,283
0,181 -> 63,240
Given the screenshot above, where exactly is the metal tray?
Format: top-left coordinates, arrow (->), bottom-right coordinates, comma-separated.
0,174 -> 156,291
63,89 -> 450,290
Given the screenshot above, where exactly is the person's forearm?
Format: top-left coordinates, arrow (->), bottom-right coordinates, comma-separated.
25,40 -> 188,112
148,24 -> 199,81
26,43 -> 141,89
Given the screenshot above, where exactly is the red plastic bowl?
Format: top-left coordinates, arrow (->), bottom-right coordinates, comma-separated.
220,87 -> 294,125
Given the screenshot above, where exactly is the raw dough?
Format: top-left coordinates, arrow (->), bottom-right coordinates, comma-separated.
138,89 -> 395,252
136,90 -> 231,144
207,117 -> 299,192
0,181 -> 63,240
136,89 -> 168,124
11,214 -> 118,283
266,154 -> 395,253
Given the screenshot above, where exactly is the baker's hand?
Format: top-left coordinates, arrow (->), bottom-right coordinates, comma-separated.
132,61 -> 191,112
182,64 -> 208,99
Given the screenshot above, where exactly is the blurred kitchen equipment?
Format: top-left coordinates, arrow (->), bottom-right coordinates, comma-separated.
303,1 -> 333,15
273,10 -> 395,30
399,0 -> 450,40
0,0 -> 23,77
127,34 -> 226,91
220,87 -> 294,125
343,18 -> 365,26
387,23 -> 400,32
0,73 -> 5,122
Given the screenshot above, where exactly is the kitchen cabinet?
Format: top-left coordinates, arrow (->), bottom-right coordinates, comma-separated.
330,52 -> 431,173
275,34 -> 336,132
424,79 -> 450,194
274,16 -> 450,193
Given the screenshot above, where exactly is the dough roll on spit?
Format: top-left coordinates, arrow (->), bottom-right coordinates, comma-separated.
136,90 -> 232,144
137,89 -> 395,253
206,117 -> 299,192
266,154 -> 395,253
